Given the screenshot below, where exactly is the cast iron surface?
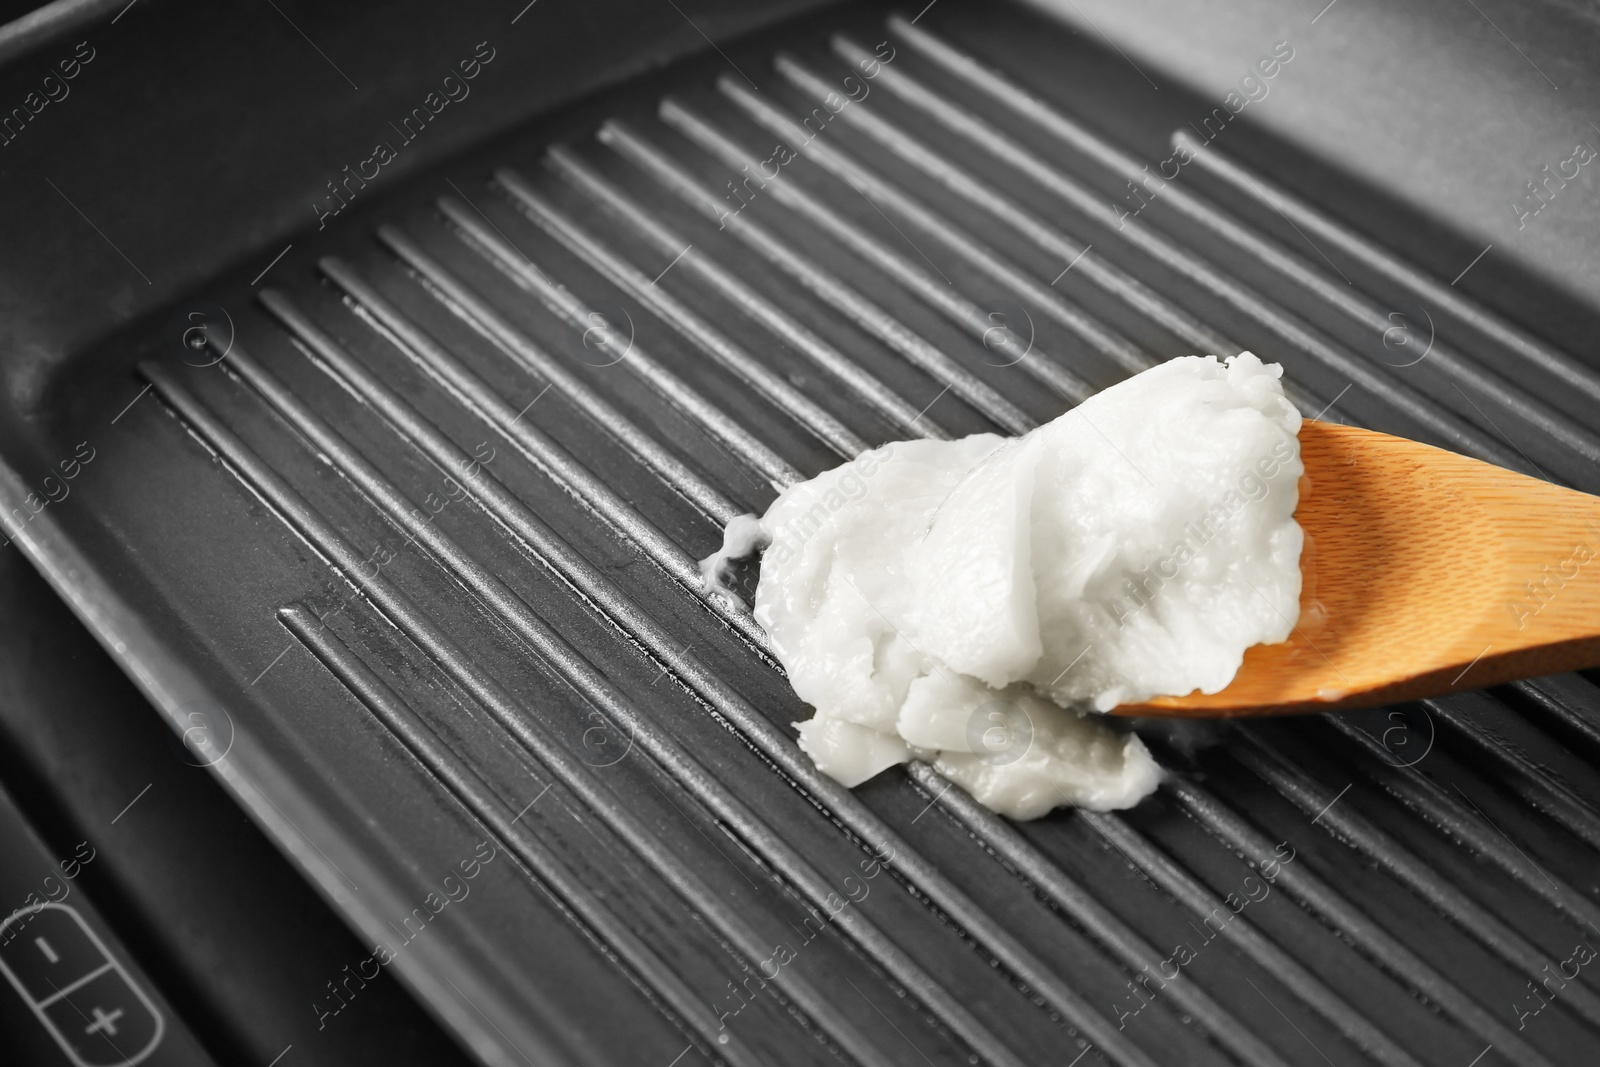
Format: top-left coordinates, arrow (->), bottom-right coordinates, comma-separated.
3,1 -> 1600,1065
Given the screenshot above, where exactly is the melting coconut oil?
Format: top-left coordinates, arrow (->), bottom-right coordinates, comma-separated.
705,353 -> 1304,819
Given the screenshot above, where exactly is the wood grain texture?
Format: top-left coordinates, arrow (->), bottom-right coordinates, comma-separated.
1117,420 -> 1600,717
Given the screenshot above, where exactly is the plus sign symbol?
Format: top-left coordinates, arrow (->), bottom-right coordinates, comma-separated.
40,964 -> 162,1065
86,1004 -> 125,1036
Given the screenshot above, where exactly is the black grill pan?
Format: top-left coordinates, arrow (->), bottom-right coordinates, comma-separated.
2,2 -> 1599,1065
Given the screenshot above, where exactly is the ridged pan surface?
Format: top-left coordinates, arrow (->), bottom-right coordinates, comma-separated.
30,3 -> 1600,1064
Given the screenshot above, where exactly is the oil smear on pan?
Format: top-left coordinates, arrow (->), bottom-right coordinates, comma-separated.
703,353 -> 1304,819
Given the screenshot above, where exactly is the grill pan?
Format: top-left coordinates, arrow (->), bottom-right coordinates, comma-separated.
2,1 -> 1599,1065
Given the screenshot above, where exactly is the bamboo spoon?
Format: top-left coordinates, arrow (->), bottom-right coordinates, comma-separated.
1116,419 -> 1600,717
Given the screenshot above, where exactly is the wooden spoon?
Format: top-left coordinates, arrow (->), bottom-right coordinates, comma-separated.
1116,419 -> 1600,717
